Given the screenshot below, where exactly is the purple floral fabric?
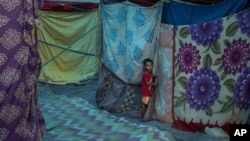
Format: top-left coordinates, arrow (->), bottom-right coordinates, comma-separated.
233,67 -> 250,110
177,43 -> 201,74
0,1 -> 46,141
174,9 -> 250,132
189,19 -> 223,47
236,9 -> 250,37
222,38 -> 249,75
186,68 -> 221,111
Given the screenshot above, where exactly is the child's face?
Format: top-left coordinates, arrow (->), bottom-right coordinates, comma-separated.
145,62 -> 153,72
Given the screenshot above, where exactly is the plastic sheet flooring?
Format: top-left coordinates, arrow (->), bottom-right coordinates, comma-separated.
37,80 -> 229,141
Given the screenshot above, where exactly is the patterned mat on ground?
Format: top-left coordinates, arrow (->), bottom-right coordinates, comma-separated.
39,96 -> 175,141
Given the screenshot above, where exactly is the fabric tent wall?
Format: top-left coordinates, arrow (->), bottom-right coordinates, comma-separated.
37,10 -> 101,84
174,0 -> 224,5
173,8 -> 250,133
41,2 -> 99,11
44,0 -> 100,3
101,1 -> 162,84
96,0 -> 250,131
155,24 -> 174,123
96,1 -> 162,116
0,0 -> 46,140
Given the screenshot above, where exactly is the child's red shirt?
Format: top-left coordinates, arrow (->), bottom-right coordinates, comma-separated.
141,71 -> 153,97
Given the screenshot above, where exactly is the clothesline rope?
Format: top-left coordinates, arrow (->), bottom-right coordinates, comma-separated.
39,25 -> 98,68
38,40 -> 97,56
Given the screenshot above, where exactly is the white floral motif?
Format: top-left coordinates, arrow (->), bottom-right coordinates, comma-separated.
0,28 -> 22,49
0,91 -> 7,104
26,73 -> 37,89
0,14 -> 9,28
15,119 -> 27,138
17,11 -> 24,25
0,0 -> 21,12
24,30 -> 34,46
0,104 -> 22,124
15,46 -> 30,65
0,53 -> 8,66
26,0 -> 33,10
14,83 -> 30,103
15,119 -> 35,139
0,128 -> 9,141
17,11 -> 34,27
0,67 -> 21,87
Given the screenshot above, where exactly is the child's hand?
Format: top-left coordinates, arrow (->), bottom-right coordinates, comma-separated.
153,75 -> 157,81
154,82 -> 158,86
153,76 -> 158,84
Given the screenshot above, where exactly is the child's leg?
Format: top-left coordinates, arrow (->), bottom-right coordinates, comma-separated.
141,103 -> 148,118
141,96 -> 150,118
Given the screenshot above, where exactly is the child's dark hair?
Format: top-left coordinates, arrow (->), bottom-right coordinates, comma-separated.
143,58 -> 153,66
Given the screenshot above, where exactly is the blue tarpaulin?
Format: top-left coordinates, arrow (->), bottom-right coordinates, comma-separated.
162,0 -> 247,25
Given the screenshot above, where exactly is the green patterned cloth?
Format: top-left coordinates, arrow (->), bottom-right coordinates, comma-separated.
39,95 -> 175,141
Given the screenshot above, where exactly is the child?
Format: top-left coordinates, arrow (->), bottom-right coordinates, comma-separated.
141,58 -> 157,119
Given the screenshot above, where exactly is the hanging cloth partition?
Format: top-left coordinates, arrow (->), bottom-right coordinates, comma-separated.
155,24 -> 174,123
0,0 -> 46,140
101,1 -> 162,84
37,10 -> 100,84
96,1 -> 162,116
173,8 -> 250,133
44,0 -> 100,3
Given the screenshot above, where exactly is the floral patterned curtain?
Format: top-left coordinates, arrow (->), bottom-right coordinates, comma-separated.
173,8 -> 250,133
0,0 -> 46,140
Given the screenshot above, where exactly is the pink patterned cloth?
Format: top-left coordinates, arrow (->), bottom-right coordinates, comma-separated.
155,24 -> 174,123
0,1 -> 46,141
